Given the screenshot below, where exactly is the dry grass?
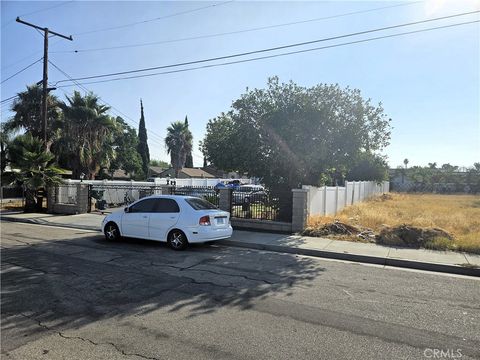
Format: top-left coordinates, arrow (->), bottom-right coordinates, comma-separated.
307,193 -> 480,254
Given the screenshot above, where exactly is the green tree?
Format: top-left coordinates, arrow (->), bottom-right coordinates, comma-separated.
137,100 -> 150,178
165,120 -> 193,177
346,152 -> 388,182
8,134 -> 64,212
150,159 -> 170,168
4,84 -> 62,149
184,116 -> 194,168
60,91 -> 116,179
108,117 -> 143,179
202,77 -> 391,189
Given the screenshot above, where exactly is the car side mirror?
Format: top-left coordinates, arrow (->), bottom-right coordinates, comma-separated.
124,207 -> 129,213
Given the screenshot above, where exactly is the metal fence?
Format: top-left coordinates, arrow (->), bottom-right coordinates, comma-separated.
88,184 -> 163,211
230,188 -> 292,222
1,186 -> 23,199
171,186 -> 220,207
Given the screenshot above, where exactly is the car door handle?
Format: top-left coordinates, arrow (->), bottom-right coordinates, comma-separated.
143,216 -> 148,219
170,217 -> 175,219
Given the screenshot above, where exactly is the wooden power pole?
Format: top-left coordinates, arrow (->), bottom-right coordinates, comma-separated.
16,17 -> 73,149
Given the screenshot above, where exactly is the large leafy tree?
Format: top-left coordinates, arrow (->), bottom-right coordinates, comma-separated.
201,77 -> 391,189
108,117 -> 143,179
8,134 -> 64,212
60,91 -> 116,179
346,152 -> 388,182
4,84 -> 62,148
165,120 -> 193,177
137,100 -> 150,178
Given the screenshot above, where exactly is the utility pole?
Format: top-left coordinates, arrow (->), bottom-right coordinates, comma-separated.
16,17 -> 73,149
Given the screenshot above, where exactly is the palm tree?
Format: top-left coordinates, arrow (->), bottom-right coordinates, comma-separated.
165,121 -> 193,177
8,134 -> 65,212
61,91 -> 116,179
3,84 -> 62,148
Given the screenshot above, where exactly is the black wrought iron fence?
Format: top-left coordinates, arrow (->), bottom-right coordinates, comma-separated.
230,188 -> 292,222
172,186 -> 219,207
1,186 -> 23,199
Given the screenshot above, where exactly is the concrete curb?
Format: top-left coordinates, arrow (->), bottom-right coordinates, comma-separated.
3,216 -> 479,277
218,240 -> 480,277
0,216 -> 100,232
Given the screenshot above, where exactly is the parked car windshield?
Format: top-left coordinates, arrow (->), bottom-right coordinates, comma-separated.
185,198 -> 217,210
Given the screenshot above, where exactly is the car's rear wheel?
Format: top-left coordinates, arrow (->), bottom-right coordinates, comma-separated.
168,230 -> 188,251
104,222 -> 121,241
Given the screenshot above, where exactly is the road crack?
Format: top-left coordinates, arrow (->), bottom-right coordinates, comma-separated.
19,313 -> 160,360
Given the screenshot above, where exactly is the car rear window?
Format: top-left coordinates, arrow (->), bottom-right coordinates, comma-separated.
185,198 -> 217,210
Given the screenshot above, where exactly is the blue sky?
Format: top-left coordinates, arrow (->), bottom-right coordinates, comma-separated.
1,0 -> 479,169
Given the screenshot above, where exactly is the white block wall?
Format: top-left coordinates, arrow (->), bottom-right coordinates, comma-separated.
303,181 -> 389,216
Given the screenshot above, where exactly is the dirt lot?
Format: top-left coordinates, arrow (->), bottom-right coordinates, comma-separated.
307,193 -> 480,254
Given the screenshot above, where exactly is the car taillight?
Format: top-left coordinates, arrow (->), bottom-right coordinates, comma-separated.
199,215 -> 211,226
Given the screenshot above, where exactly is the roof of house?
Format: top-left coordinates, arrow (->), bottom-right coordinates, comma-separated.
180,168 -> 215,178
112,169 -> 130,180
149,166 -> 167,175
157,167 -> 215,178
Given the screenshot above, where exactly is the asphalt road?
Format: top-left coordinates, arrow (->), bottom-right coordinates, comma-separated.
1,221 -> 479,360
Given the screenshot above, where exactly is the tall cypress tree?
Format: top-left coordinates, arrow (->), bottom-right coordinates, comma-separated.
184,115 -> 194,168
137,99 -> 150,177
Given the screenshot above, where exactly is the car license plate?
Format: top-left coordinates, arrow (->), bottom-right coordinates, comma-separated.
216,217 -> 226,225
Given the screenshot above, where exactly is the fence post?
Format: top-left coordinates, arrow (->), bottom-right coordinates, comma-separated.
344,182 -> 348,207
47,186 -> 55,213
76,184 -> 89,214
292,188 -> 309,233
323,186 -> 327,216
161,185 -> 173,195
218,188 -> 232,213
335,186 -> 339,215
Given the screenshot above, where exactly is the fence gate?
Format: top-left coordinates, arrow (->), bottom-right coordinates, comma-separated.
230,187 -> 292,222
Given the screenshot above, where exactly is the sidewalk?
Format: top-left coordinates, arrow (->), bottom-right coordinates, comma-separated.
1,211 -> 479,277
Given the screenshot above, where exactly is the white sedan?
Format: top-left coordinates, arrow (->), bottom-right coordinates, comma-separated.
101,195 -> 233,250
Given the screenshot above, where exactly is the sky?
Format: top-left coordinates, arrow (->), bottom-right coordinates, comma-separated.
1,0 -> 479,169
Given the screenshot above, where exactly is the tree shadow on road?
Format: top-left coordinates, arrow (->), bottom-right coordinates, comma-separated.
1,233 -> 325,349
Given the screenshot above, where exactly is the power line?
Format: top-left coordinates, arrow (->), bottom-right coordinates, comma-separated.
58,19 -> 480,87
1,58 -> 43,84
56,20 -> 478,87
48,61 -> 167,146
55,13 -> 480,86
52,1 -> 422,54
1,1 -> 74,29
0,95 -> 20,104
18,1 -> 74,18
72,1 -> 234,36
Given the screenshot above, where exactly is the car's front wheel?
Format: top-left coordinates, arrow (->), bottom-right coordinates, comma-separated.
168,230 -> 188,251
104,222 -> 121,241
